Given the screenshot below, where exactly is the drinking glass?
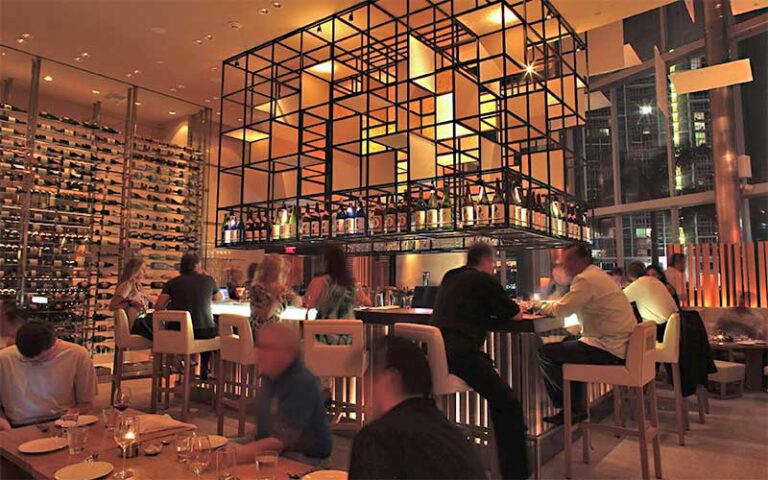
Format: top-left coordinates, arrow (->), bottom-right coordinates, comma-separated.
102,407 -> 117,430
174,431 -> 194,463
67,426 -> 88,455
255,450 -> 278,480
114,387 -> 132,414
60,409 -> 79,430
113,416 -> 139,479
216,445 -> 238,480
187,434 -> 212,480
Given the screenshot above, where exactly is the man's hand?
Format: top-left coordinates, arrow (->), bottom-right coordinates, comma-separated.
0,417 -> 11,431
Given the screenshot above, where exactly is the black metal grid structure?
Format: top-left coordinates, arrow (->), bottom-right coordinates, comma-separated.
216,0 -> 592,254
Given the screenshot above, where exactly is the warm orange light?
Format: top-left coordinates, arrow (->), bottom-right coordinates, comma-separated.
224,128 -> 269,142
309,61 -> 334,75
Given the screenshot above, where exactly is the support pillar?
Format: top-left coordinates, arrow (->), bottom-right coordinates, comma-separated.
704,0 -> 743,244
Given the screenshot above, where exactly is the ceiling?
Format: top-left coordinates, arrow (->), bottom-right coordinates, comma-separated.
1,0 -> 675,125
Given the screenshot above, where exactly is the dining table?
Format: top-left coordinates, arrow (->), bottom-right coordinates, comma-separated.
0,408 -> 315,480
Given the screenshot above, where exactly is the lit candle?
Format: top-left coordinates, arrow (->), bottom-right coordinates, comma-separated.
125,432 -> 136,440
532,293 -> 541,302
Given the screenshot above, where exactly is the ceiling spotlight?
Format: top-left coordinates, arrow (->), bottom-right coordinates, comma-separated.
168,111 -> 177,115
639,105 -> 653,115
126,73 -> 133,78
216,111 -> 221,116
15,38 -> 26,44
272,1 -> 282,7
21,33 -> 32,39
525,63 -> 536,76
80,52 -> 90,58
194,39 -> 203,45
91,89 -> 100,94
178,85 -> 185,89
259,8 -> 269,15
205,34 -> 214,40
228,21 -> 243,30
74,56 -> 82,62
134,102 -> 142,106
43,75 -> 53,82
133,69 -> 141,74
1,51 -> 5,56
213,96 -> 219,100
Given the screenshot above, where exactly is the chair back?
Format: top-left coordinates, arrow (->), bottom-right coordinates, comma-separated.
114,309 -> 131,348
656,312 -> 681,362
625,321 -> 658,385
302,320 -> 365,377
152,310 -> 195,354
218,314 -> 256,365
392,323 -> 453,395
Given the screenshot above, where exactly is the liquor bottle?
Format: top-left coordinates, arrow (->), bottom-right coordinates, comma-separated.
426,183 -> 439,230
228,211 -> 238,243
235,214 -> 246,243
511,178 -> 525,227
413,188 -> 427,232
439,184 -> 452,229
311,203 -> 321,238
301,205 -> 311,239
397,195 -> 409,232
461,183 -> 475,228
384,195 -> 397,234
551,196 -> 563,236
535,193 -> 546,231
581,207 -> 592,241
476,181 -> 491,226
278,202 -> 289,226
491,178 -> 505,226
345,202 -> 356,235
321,204 -> 331,237
258,211 -> 268,241
335,204 -> 346,236
355,201 -> 366,234
525,188 -> 536,229
271,207 -> 282,240
221,212 -> 232,245
370,197 -> 384,235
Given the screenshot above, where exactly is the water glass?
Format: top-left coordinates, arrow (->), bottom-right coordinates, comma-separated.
216,445 -> 238,480
187,434 -> 212,480
60,409 -> 79,430
102,407 -> 117,430
255,450 -> 278,480
67,426 -> 88,455
174,431 -> 194,463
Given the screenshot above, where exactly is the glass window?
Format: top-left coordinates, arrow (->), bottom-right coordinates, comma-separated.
679,204 -> 718,244
749,196 -> 767,242
622,210 -> 673,264
664,1 -> 704,51
584,105 -> 614,207
592,217 -> 618,269
739,32 -> 768,183
617,75 -> 670,203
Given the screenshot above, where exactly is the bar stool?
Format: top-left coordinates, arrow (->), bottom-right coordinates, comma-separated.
216,314 -> 257,436
563,322 -> 662,480
151,310 -> 220,421
302,320 -> 366,429
111,309 -> 153,405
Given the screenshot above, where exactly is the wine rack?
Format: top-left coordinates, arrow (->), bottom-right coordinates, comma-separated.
0,103 -> 205,357
216,0 -> 592,255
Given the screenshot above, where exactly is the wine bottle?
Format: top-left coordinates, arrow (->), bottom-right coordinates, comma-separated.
221,212 -> 232,245
355,201 -> 366,234
301,205 -> 311,239
385,195 -> 397,234
245,212 -> 255,242
413,188 -> 427,232
511,178 -> 525,227
370,197 -> 384,235
335,204 -> 346,236
271,207 -> 282,240
287,207 -> 297,239
258,211 -> 268,241
321,204 -> 331,237
311,203 -> 321,238
439,183 -> 452,229
345,202 -> 356,235
461,183 -> 475,228
551,196 -> 563,236
426,183 -> 439,230
235,214 -> 245,243
397,195 -> 409,232
491,178 -> 505,226
535,193 -> 546,231
476,181 -> 491,226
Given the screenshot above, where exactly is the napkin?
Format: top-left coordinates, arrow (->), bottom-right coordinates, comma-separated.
135,414 -> 196,434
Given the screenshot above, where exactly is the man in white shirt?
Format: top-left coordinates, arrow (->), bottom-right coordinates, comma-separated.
623,261 -> 678,342
536,245 -> 637,425
0,321 -> 97,430
665,253 -> 687,305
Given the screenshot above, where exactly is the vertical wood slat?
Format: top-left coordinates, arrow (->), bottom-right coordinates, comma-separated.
686,244 -> 696,307
734,243 -> 743,303
710,244 -> 720,307
719,243 -> 728,307
702,243 -> 712,307
745,242 -> 756,307
759,241 -> 768,308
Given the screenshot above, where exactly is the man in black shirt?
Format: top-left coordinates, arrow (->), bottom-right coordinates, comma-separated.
431,242 -> 528,480
155,252 -> 223,379
348,336 -> 485,480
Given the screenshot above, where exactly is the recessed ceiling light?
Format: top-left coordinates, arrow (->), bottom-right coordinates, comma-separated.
1,51 -> 5,56
126,73 -> 133,78
272,1 -> 282,7
134,102 -> 142,106
193,39 -> 203,45
156,60 -> 165,65
91,89 -> 100,94
211,66 -> 218,71
205,34 -> 214,41
74,56 -> 82,62
213,96 -> 219,100
80,52 -> 90,58
216,111 -> 221,115
168,111 -> 177,115
228,21 -> 243,30
133,69 -> 141,74
170,88 -> 177,92
204,99 -> 211,103
21,33 -> 32,39
259,8 -> 269,15
237,118 -> 243,122
43,75 -> 53,82
177,84 -> 185,89
150,26 -> 166,35
15,38 -> 26,44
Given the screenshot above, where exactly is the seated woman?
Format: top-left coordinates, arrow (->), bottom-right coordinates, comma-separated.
109,257 -> 153,340
249,254 -> 299,333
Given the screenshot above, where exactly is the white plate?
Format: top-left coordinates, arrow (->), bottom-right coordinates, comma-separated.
54,415 -> 99,428
54,461 -> 114,480
204,434 -> 228,449
18,437 -> 68,454
302,470 -> 348,480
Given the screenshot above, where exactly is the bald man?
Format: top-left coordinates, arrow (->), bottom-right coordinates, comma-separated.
235,323 -> 331,463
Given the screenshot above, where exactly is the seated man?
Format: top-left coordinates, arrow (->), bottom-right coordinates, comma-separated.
0,321 -> 97,430
348,336 -> 486,480
716,292 -> 766,340
537,245 -> 637,426
623,260 -> 679,342
235,323 -> 331,463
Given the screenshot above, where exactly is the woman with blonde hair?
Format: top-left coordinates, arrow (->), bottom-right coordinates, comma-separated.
248,254 -> 299,332
109,257 -> 153,339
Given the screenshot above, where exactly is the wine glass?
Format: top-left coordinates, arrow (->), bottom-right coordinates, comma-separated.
113,416 -> 140,479
187,434 -> 212,480
114,387 -> 132,414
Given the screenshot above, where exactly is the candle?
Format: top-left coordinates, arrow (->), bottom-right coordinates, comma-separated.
125,432 -> 136,440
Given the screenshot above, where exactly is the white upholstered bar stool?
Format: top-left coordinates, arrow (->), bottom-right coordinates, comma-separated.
563,322 -> 662,480
216,314 -> 257,436
151,310 -> 220,421
111,309 -> 153,405
302,320 -> 366,429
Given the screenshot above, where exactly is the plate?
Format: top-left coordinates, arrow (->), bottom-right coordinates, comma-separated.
205,435 -> 228,449
54,461 -> 114,480
302,470 -> 348,480
54,415 -> 99,428
18,437 -> 68,454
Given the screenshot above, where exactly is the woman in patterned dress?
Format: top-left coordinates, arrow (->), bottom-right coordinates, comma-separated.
248,254 -> 299,333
